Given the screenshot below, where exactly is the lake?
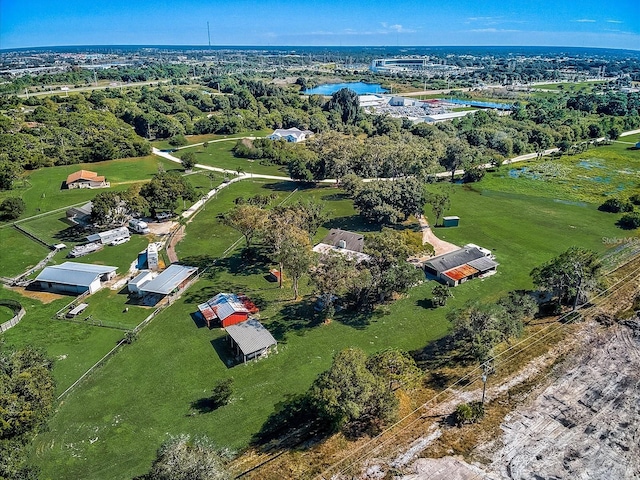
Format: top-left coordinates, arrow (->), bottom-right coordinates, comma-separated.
304,82 -> 387,95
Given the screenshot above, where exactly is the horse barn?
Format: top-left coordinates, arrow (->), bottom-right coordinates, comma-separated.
35,262 -> 117,294
134,264 -> 198,305
197,293 -> 259,328
424,244 -> 498,287
225,319 -> 277,364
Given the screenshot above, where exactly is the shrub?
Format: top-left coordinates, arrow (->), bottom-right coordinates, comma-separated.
454,401 -> 485,426
210,378 -> 234,408
168,134 -> 188,147
619,212 -> 640,229
0,197 -> 26,220
629,194 -> 640,206
599,198 -> 634,213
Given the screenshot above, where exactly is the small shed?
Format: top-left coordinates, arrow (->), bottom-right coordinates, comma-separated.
66,303 -> 89,318
443,216 -> 460,227
225,319 -> 277,364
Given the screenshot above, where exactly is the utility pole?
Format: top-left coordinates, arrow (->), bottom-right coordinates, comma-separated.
207,22 -> 211,47
481,363 -> 489,406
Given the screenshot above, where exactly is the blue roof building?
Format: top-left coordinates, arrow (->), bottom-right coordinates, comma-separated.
35,262 -> 117,294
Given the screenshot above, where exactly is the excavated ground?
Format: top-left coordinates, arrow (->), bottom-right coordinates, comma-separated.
400,319 -> 640,480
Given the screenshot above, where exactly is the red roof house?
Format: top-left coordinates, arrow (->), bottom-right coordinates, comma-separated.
198,293 -> 258,328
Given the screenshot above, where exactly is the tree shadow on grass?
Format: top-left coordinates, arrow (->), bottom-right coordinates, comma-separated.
323,215 -> 380,233
268,299 -> 323,341
54,225 -> 89,243
261,181 -> 300,192
180,254 -> 218,272
250,394 -> 326,450
416,298 -> 436,309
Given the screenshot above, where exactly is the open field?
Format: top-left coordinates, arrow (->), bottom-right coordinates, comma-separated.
0,286 -> 126,396
151,129 -> 271,150
482,138 -> 640,205
0,226 -> 51,277
0,156 -> 179,220
25,168 -> 630,479
183,141 -> 290,177
534,80 -> 607,92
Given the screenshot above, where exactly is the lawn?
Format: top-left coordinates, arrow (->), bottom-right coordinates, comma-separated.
534,81 -> 607,92
0,286 -> 125,396
0,156 -> 179,220
151,129 -> 271,150
183,141 -> 289,177
27,172 -> 630,480
0,226 -> 51,278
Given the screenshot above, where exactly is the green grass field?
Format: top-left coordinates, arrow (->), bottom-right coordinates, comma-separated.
534,81 -> 607,92
25,165 -> 631,479
0,227 -> 51,277
180,141 -> 289,177
151,130 -> 271,150
0,156 -> 179,220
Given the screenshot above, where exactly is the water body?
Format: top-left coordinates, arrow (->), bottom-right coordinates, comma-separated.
304,82 -> 387,95
439,98 -> 512,110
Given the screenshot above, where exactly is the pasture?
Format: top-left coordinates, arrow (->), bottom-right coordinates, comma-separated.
26,170 -> 628,480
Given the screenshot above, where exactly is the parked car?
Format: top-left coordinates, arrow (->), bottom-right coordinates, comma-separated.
110,237 -> 130,246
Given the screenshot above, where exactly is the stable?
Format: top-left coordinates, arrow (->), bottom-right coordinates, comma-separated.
137,264 -> 198,301
226,319 -> 277,364
424,246 -> 498,287
35,262 -> 117,294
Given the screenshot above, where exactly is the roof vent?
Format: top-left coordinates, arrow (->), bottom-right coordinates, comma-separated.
338,239 -> 347,249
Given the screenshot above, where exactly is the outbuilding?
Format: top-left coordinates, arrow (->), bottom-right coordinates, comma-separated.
198,292 -> 257,328
137,264 -> 198,303
442,216 -> 460,227
127,270 -> 156,295
225,319 -> 277,364
35,262 -> 117,294
87,227 -> 130,245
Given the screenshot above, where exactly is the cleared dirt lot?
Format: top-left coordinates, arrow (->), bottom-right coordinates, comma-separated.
400,319 -> 640,480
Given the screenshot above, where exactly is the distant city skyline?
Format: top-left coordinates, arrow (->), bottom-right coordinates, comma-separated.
1,0 -> 639,51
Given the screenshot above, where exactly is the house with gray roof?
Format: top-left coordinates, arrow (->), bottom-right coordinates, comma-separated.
35,262 -> 117,294
424,245 -> 498,286
312,229 -> 371,263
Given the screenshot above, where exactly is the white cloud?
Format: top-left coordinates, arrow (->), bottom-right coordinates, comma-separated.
574,19 -> 596,23
607,20 -> 623,24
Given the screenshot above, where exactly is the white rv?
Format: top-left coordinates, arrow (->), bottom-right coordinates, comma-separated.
129,219 -> 150,234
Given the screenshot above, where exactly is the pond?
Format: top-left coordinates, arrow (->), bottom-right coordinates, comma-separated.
304,82 -> 387,95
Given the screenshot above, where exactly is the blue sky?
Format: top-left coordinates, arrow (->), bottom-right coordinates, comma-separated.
1,0 -> 639,50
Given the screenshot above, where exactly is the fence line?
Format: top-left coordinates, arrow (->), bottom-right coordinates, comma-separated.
0,307 -> 26,333
13,223 -> 54,249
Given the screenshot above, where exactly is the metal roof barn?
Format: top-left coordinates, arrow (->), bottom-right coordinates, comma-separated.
138,264 -> 197,296
35,262 -> 117,294
225,319 -> 277,364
